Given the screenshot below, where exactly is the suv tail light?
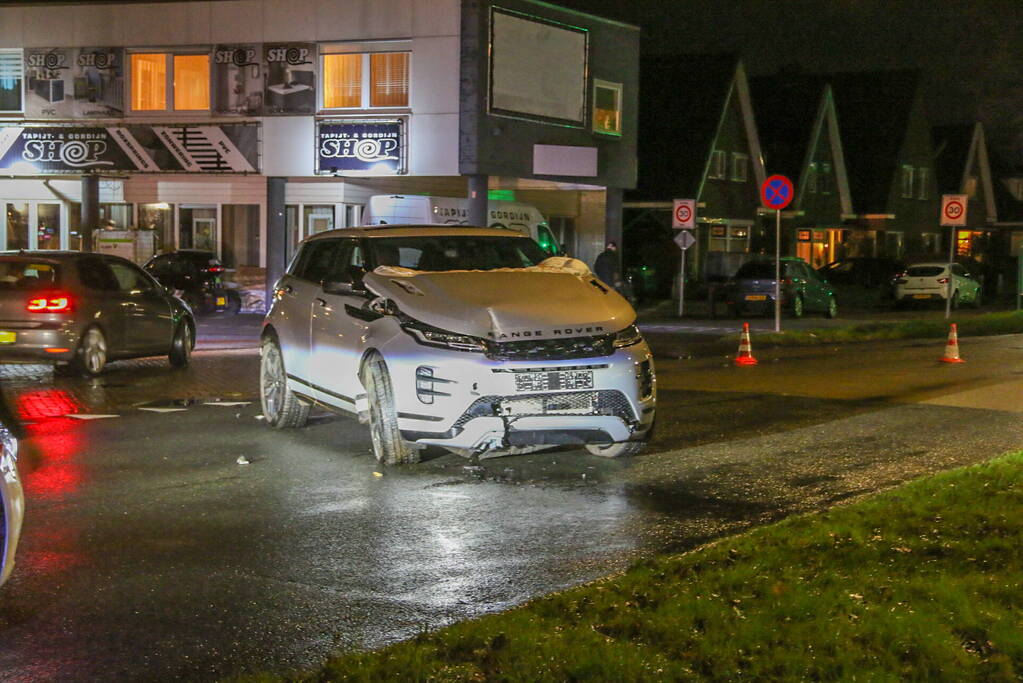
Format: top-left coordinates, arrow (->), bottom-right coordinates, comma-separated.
780,277 -> 793,285
203,266 -> 225,273
27,291 -> 73,313
937,277 -> 950,284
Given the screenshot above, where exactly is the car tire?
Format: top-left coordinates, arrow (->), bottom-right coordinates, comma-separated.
972,290 -> 983,308
226,290 -> 242,314
950,291 -> 960,310
791,294 -> 804,318
585,440 -> 648,458
826,295 -> 838,319
362,353 -> 419,466
71,326 -> 107,376
260,336 -> 309,429
168,320 -> 193,368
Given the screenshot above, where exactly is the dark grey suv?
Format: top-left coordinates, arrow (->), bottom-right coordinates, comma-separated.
0,251 -> 195,375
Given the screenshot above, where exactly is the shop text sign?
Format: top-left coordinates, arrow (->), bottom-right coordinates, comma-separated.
315,121 -> 404,175
0,125 -> 259,174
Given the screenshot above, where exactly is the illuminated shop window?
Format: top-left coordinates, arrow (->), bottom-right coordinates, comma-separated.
130,52 -> 209,112
322,51 -> 408,109
592,80 -> 622,136
0,49 -> 23,112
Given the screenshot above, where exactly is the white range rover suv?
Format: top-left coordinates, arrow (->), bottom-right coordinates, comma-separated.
260,225 -> 656,465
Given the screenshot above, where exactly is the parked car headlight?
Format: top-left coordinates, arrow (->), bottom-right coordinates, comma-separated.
612,324 -> 643,348
401,318 -> 487,353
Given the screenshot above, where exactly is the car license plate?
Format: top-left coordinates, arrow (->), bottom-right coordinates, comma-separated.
0,331 -> 14,344
216,296 -> 226,306
514,369 -> 593,393
913,294 -> 931,299
745,294 -> 767,301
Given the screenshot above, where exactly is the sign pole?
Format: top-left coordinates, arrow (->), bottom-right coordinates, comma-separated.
774,208 -> 781,332
945,224 -> 956,320
678,250 -> 686,318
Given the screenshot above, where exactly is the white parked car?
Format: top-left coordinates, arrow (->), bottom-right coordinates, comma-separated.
894,262 -> 982,308
1,421 -> 24,588
260,225 -> 656,464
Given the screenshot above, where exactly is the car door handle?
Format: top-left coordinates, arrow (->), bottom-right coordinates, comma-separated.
315,297 -> 327,307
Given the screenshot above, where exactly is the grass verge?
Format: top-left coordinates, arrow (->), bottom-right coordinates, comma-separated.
273,452 -> 1023,681
746,310 -> 1023,346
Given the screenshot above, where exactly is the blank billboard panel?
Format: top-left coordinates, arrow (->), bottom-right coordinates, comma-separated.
490,9 -> 587,124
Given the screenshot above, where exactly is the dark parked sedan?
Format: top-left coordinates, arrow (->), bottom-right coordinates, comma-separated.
0,251 -> 195,375
144,250 -> 240,314
724,257 -> 838,318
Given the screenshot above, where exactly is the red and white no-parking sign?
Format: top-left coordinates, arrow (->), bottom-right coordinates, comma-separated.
672,198 -> 696,229
940,194 -> 968,227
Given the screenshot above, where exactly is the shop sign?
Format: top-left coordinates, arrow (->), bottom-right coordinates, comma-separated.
263,43 -> 317,115
0,124 -> 260,174
315,120 -> 404,175
24,47 -> 126,119
212,44 -> 263,116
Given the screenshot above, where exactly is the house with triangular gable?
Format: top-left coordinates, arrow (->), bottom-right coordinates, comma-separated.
827,70 -> 941,260
750,75 -> 852,269
623,54 -> 766,292
932,122 -> 1009,289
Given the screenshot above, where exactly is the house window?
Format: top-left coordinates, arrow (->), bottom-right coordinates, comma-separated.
592,79 -> 622,136
709,150 -> 727,179
0,49 -> 23,112
730,153 -> 748,182
900,165 -> 914,198
322,51 -> 409,109
805,163 -> 818,193
915,167 -> 929,200
965,176 -> 978,198
820,162 -> 832,194
130,52 -> 209,112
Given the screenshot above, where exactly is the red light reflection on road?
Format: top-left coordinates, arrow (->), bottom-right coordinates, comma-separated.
16,388 -> 81,420
24,417 -> 84,500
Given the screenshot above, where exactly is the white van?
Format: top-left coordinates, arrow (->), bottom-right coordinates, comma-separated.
363,194 -> 562,256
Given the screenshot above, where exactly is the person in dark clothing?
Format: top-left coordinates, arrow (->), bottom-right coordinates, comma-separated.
593,241 -> 622,289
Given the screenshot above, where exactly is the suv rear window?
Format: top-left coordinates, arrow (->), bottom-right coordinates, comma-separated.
906,266 -> 944,277
0,260 -> 60,289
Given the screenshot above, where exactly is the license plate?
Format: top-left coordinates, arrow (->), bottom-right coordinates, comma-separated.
745,294 -> 767,301
913,294 -> 931,299
0,331 -> 14,344
514,369 -> 593,393
216,296 -> 226,306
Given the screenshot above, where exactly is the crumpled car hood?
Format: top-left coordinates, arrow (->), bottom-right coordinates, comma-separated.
362,263 -> 635,341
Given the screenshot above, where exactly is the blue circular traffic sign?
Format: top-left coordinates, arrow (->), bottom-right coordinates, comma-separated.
761,174 -> 794,210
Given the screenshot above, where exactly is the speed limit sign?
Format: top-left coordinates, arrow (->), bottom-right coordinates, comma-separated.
940,194 -> 968,227
672,198 -> 695,229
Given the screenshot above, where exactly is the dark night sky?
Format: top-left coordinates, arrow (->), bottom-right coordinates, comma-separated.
556,0 -> 1023,163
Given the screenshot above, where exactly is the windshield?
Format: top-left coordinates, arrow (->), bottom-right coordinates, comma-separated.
368,235 -> 547,272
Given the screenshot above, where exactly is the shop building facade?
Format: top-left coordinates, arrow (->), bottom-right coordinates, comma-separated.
0,0 -> 638,302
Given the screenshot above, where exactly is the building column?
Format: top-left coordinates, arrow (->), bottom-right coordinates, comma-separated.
467,174 -> 488,226
81,173 -> 99,252
605,186 -> 623,269
265,177 -> 287,311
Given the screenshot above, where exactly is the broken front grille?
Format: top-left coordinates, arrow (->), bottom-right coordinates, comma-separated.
485,334 -> 615,361
453,390 -> 635,429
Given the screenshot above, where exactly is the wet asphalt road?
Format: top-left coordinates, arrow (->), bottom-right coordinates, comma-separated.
1,318 -> 1023,680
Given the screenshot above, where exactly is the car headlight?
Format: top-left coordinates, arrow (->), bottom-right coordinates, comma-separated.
612,324 -> 643,348
401,319 -> 487,353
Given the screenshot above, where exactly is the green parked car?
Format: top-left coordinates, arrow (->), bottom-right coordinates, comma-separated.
724,257 -> 838,318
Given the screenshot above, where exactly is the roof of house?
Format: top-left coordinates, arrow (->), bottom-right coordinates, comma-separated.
826,69 -> 923,214
931,124 -> 976,196
748,73 -> 829,183
629,53 -> 740,202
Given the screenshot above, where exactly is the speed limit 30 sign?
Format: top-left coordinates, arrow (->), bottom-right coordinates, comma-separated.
940,194 -> 968,227
672,198 -> 696,229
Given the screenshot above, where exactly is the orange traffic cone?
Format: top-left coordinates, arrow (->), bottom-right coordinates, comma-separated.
939,323 -> 965,363
734,322 -> 758,366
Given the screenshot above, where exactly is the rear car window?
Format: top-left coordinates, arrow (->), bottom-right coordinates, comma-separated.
0,260 -> 60,289
906,266 -> 944,277
734,262 -> 776,279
